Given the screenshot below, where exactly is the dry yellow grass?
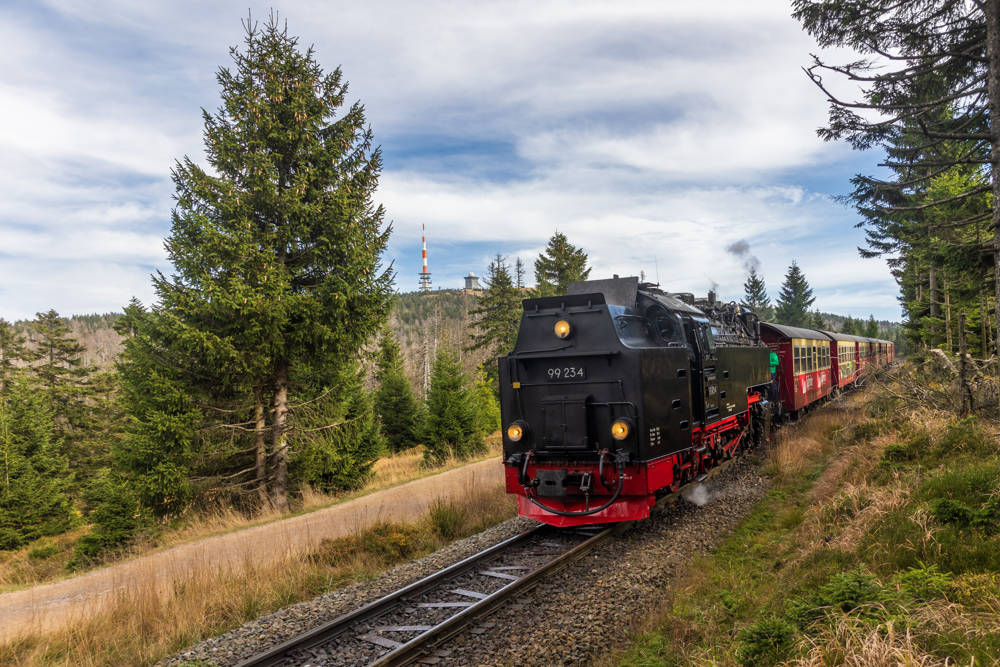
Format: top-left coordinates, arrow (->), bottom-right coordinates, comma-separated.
0,436 -> 502,591
794,615 -> 943,667
0,484 -> 515,667
768,408 -> 851,480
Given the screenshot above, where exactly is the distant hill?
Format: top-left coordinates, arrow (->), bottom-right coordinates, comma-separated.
14,312 -> 123,369
13,292 -> 492,394
14,295 -> 904,385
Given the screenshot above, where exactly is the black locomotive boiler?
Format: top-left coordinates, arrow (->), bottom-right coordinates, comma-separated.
499,276 -> 773,527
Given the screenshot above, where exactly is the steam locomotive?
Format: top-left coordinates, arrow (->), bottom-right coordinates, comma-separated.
498,276 -> 893,527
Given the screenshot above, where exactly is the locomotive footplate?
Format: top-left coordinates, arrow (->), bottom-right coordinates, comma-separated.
534,469 -> 594,498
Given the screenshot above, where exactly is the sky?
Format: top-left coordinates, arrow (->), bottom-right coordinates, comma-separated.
0,0 -> 901,322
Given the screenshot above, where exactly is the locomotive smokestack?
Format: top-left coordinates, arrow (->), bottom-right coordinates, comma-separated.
708,290 -> 716,305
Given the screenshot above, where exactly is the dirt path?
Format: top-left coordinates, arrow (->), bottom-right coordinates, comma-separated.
0,458 -> 504,641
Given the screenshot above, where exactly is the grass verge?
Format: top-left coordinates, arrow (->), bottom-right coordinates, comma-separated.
616,378 -> 1000,666
0,482 -> 515,666
0,436 -> 501,591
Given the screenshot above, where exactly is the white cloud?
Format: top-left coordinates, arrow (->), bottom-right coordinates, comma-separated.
0,0 -> 899,321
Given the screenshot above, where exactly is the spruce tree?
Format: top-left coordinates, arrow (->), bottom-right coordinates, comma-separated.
774,261 -> 816,327
27,310 -> 99,478
864,315 -> 879,338
29,310 -> 87,392
374,329 -> 422,452
113,301 -> 201,516
468,255 -> 521,372
533,231 -> 591,297
116,15 -> 393,513
740,269 -> 772,320
793,1 -> 1000,357
292,363 -> 384,492
470,365 -> 501,437
811,311 -> 826,330
424,347 -> 483,465
0,378 -> 73,550
0,319 -> 27,395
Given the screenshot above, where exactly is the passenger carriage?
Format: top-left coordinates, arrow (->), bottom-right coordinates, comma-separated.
819,331 -> 864,390
759,323 -> 833,413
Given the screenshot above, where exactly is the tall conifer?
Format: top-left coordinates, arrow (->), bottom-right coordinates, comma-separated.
468,255 -> 521,372
117,15 -> 392,513
774,261 -> 816,327
424,348 -> 483,465
374,329 -> 422,452
534,232 -> 591,297
740,269 -> 772,320
0,378 -> 73,549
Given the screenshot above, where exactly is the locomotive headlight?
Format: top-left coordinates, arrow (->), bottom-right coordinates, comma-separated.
554,319 -> 572,339
506,421 -> 527,442
611,419 -> 631,441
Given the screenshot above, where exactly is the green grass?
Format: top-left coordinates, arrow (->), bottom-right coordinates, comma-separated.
617,391 -> 1000,666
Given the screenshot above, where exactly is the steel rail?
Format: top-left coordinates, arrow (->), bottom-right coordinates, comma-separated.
235,524 -> 582,667
371,524 -> 620,666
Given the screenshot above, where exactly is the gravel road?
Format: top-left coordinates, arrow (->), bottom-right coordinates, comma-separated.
165,450 -> 770,667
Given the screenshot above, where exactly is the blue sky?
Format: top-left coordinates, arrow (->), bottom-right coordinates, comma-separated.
0,1 -> 901,322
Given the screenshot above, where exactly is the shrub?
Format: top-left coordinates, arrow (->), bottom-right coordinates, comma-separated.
852,421 -> 883,442
933,417 -> 994,457
360,523 -> 425,561
786,566 -> 887,626
919,463 -> 1000,506
735,617 -> 795,666
894,563 -> 952,601
70,475 -> 148,568
930,498 -> 975,528
429,500 -> 465,539
28,542 -> 61,560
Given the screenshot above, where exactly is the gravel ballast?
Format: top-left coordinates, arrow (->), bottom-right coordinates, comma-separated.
164,453 -> 770,667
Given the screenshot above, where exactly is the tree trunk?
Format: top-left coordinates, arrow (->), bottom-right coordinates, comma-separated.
982,289 -> 989,355
944,281 -> 952,353
254,389 -> 268,507
271,363 -> 290,513
960,313 -> 972,415
929,265 -> 939,318
986,0 -> 1000,410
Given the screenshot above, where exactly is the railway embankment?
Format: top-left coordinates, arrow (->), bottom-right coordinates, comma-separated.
617,367 -> 1000,666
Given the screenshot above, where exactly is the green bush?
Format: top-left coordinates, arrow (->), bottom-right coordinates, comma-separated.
894,563 -> 952,601
933,417 -> 994,457
735,617 -> 795,666
70,475 -> 148,568
930,498 -> 976,528
786,566 -> 887,626
28,542 -> 61,560
919,463 -> 1000,506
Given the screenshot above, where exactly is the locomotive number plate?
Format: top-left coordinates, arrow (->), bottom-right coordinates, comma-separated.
546,366 -> 585,381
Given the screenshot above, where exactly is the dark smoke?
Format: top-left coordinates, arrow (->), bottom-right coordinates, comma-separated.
725,239 -> 761,273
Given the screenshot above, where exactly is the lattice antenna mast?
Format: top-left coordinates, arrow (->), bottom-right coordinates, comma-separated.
418,224 -> 432,292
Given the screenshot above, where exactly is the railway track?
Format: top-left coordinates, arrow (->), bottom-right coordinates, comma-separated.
236,523 -> 620,667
